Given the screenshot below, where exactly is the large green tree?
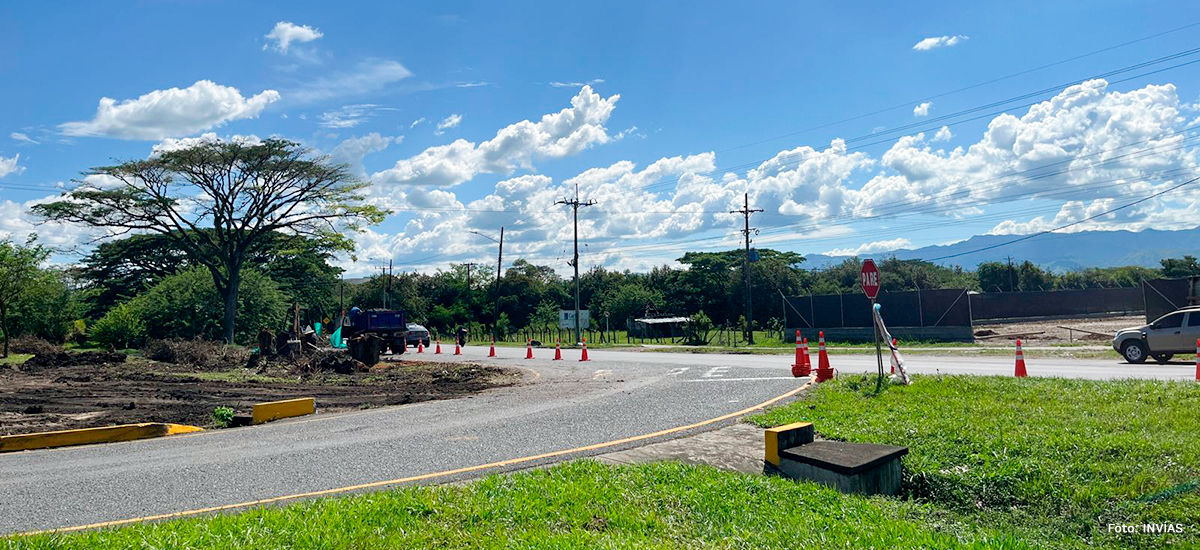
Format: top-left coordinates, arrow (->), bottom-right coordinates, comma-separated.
1160,255 -> 1200,278
35,139 -> 385,342
76,231 -> 343,320
0,236 -> 50,357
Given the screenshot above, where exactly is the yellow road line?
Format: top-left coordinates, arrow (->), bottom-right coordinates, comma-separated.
17,379 -> 812,537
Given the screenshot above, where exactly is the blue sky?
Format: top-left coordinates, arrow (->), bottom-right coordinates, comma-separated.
2,1 -> 1199,275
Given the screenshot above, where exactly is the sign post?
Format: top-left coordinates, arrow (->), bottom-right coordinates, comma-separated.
860,259 -> 884,391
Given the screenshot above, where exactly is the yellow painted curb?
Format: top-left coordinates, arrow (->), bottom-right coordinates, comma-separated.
0,423 -> 203,453
764,421 -> 814,466
252,398 -> 316,425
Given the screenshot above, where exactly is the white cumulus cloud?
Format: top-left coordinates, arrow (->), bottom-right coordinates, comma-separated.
824,238 -> 913,256
264,21 -> 323,53
371,85 -> 620,187
59,80 -> 280,140
913,102 -> 931,117
913,35 -> 968,51
330,133 -> 400,177
0,154 -> 24,177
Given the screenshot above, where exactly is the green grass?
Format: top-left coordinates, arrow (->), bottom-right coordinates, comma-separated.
0,353 -> 33,366
751,375 -> 1200,549
9,461 -> 1029,549
9,375 -> 1194,548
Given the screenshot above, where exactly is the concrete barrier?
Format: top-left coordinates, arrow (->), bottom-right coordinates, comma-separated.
0,423 -> 203,453
251,397 -> 316,424
764,421 -> 814,466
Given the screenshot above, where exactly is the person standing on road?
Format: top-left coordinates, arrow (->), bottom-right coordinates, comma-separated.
457,326 -> 468,347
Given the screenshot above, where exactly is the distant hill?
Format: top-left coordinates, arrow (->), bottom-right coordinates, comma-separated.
802,226 -> 1200,271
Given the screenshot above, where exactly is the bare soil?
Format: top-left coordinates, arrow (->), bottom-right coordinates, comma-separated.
0,353 -> 521,436
973,315 -> 1142,345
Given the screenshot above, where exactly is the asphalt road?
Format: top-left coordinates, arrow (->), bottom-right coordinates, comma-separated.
1,346 -> 1189,534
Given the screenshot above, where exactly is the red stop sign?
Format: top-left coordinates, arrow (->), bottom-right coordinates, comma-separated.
860,259 -> 880,300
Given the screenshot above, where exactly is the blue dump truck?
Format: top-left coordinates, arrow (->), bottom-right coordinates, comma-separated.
342,308 -> 409,363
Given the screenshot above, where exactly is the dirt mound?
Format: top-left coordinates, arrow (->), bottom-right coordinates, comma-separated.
10,335 -> 63,356
144,339 -> 249,371
248,349 -> 368,375
307,350 -> 368,374
22,350 -> 127,370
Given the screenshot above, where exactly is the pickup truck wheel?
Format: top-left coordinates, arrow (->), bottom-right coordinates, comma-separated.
1153,353 -> 1174,364
1121,340 -> 1148,364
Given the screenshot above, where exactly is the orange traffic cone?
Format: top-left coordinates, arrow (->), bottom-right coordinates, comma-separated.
791,330 -> 804,377
417,341 -> 424,353
815,331 -> 834,382
488,339 -> 496,357
580,337 -> 589,362
1015,339 -> 1028,378
435,341 -> 442,354
1194,338 -> 1199,381
526,340 -> 534,359
890,338 -> 897,374
454,341 -> 462,355
554,340 -> 562,360
801,338 -> 811,377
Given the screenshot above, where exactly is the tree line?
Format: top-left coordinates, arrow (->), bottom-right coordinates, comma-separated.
2,139 -> 1198,354
3,229 -> 1198,353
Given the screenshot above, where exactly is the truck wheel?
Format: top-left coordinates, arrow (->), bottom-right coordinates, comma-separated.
1152,353 -> 1174,365
1121,340 -> 1148,364
394,340 -> 406,354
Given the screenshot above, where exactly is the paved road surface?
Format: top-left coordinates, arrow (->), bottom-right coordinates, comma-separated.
1,346 -> 1187,534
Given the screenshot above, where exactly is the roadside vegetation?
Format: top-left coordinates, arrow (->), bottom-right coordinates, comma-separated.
9,461 -> 1028,549
10,375 -> 1194,549
753,375 -> 1200,549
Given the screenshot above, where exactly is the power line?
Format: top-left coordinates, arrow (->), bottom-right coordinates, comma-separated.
583,47 -> 1200,203
921,175 -> 1200,261
556,183 -> 596,344
730,193 -> 762,344
714,20 -> 1200,155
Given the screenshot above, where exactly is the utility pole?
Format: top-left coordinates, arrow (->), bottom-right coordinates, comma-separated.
730,193 -> 762,344
470,229 -> 504,340
460,262 -> 478,294
557,184 -> 596,345
1006,256 -> 1015,292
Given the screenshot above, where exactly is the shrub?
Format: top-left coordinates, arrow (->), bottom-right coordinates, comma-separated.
90,302 -> 147,349
9,269 -> 85,343
126,267 -> 287,344
211,406 -> 235,428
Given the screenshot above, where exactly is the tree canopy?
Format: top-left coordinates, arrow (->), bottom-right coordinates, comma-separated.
0,237 -> 51,357
35,139 -> 385,342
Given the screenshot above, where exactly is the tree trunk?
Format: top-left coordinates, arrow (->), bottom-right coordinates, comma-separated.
1,305 -> 8,358
220,267 -> 242,344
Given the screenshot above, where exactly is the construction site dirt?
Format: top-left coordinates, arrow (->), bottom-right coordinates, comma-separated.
0,353 -> 521,436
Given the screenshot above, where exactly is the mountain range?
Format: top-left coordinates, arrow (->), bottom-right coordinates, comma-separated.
801,226 -> 1200,272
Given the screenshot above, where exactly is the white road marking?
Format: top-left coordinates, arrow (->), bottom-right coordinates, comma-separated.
667,367 -> 689,375
592,369 -> 613,379
701,366 -> 729,378
687,377 -> 802,382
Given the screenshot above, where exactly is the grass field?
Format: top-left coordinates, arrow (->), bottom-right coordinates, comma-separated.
753,375 -> 1200,549
8,376 -> 1195,548
9,461 -> 1029,549
0,353 -> 33,366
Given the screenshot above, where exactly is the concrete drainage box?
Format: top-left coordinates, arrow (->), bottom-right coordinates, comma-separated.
765,423 -> 908,496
